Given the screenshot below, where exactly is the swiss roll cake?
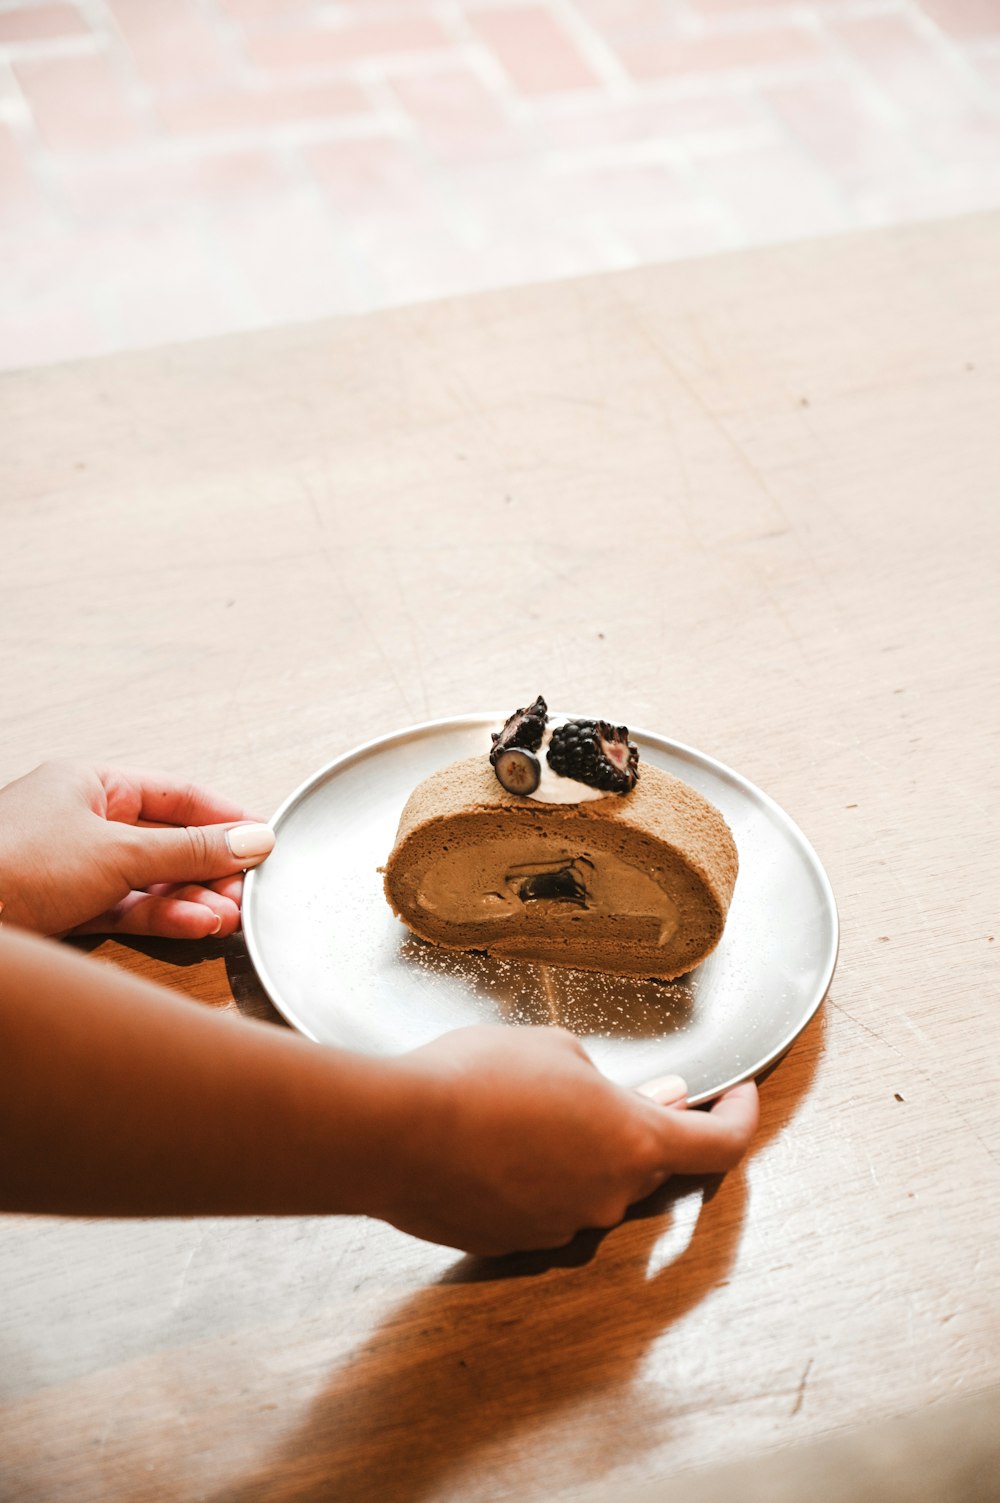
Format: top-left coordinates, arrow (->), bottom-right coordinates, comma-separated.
382,697 -> 738,982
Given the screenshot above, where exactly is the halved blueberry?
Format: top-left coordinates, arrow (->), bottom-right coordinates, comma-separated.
493,746 -> 541,796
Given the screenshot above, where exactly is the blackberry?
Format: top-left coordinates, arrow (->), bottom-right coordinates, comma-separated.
490,695 -> 548,766
546,718 -> 639,794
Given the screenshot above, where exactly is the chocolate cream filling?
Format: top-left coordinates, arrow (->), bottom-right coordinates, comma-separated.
414,838 -> 679,945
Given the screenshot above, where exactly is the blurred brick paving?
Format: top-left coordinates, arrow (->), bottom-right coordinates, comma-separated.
1,0 -> 999,369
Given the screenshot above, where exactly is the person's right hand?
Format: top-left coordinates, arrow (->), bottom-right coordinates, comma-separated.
376,1024 -> 759,1256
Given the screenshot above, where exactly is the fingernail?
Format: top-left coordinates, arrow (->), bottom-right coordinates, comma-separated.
227,823 -> 275,861
637,1074 -> 688,1105
209,914 -> 223,935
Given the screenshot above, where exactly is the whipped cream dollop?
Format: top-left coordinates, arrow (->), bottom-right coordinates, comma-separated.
490,696 -> 639,804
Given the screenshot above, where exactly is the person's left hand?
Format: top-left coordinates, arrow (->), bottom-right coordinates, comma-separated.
0,761 -> 275,939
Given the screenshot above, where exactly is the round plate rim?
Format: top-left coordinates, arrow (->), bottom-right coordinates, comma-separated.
243,714 -> 839,1101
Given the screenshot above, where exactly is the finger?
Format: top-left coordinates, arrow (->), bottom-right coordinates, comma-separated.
72,892 -> 227,940
100,768 -> 263,828
636,1073 -> 688,1107
150,883 -> 241,936
145,875 -> 245,906
203,874 -> 245,907
653,1081 -> 760,1175
119,821 -> 275,890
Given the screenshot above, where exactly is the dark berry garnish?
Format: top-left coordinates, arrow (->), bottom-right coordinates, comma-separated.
490,695 -> 548,765
546,719 -> 639,794
493,746 -> 541,796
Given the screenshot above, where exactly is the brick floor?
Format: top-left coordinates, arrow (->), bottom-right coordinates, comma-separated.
1,0 -> 1000,370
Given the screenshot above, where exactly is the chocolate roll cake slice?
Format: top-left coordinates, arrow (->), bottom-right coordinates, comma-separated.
383,700 -> 738,981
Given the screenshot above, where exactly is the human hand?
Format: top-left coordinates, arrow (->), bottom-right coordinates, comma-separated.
376,1025 -> 759,1255
0,760 -> 275,939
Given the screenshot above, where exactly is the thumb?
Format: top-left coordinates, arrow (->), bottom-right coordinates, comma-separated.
121,821 -> 275,889
636,1073 -> 688,1107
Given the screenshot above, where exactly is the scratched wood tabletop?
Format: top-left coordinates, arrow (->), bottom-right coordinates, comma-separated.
1,211 -> 998,1503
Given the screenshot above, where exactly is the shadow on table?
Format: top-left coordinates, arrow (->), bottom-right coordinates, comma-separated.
211,1008 -> 824,1503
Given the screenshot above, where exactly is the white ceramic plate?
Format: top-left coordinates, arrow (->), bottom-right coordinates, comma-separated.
243,716 -> 838,1104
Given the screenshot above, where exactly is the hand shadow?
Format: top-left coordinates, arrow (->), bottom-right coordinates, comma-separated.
211,1009 -> 822,1503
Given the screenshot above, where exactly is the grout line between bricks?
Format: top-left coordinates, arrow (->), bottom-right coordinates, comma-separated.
197,0 -> 260,88
660,142 -> 746,244
34,113 -> 410,172
543,123 -> 782,175
0,55 -> 30,131
190,0 -> 256,88
805,10 -> 919,142
0,34 -> 105,63
546,0 -> 634,98
681,0 -> 902,39
432,0 -> 524,108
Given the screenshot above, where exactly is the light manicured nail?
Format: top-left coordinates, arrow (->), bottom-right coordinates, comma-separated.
209,914 -> 223,935
637,1074 -> 688,1104
227,823 -> 275,861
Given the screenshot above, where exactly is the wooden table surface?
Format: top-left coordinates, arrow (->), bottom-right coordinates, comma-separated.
1,211 -> 998,1503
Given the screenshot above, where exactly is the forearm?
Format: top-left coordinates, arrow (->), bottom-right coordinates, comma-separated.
0,928 -> 759,1253
0,927 -> 412,1219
